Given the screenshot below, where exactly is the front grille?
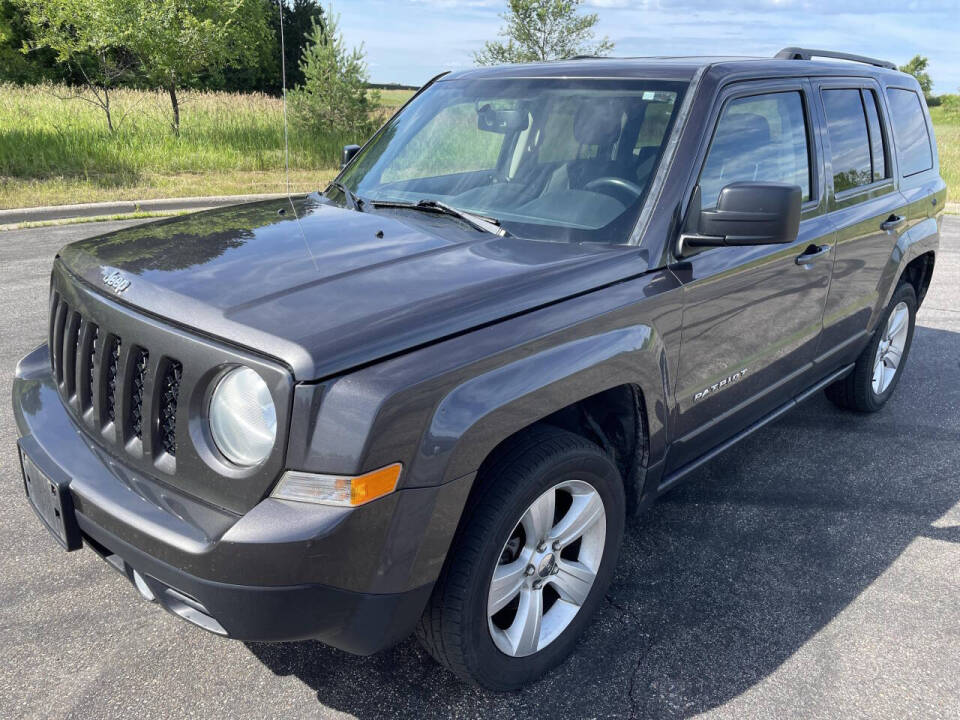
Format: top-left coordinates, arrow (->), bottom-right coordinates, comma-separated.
85,325 -> 99,411
130,349 -> 149,439
159,361 -> 182,457
105,337 -> 121,423
47,261 -> 292,514
48,291 -> 182,467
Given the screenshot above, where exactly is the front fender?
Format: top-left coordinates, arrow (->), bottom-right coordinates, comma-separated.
421,325 -> 667,485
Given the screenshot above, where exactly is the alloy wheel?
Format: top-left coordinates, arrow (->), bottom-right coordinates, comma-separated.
486,479 -> 606,657
872,301 -> 909,395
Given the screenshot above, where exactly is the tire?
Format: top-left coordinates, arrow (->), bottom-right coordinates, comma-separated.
416,426 -> 625,690
825,282 -> 917,412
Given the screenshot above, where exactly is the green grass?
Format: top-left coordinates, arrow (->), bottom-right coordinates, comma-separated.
0,84 -> 414,209
376,88 -> 416,109
930,103 -> 960,204
0,209 -> 192,232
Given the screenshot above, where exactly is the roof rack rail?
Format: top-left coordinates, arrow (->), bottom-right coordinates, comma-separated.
775,47 -> 897,70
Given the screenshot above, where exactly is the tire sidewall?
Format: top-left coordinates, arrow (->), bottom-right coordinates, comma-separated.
461,446 -> 625,689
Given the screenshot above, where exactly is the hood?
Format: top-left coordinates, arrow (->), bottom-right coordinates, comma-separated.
58,194 -> 648,380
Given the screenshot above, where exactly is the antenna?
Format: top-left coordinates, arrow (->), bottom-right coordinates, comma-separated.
279,0 -> 292,199
278,0 -> 319,272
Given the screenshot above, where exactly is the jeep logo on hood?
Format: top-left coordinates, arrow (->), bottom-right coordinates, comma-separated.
100,268 -> 131,294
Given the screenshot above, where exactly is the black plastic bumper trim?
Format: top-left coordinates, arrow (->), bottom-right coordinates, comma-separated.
77,512 -> 433,654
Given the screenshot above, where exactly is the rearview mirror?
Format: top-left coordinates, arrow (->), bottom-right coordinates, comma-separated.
477,104 -> 529,134
341,144 -> 361,169
679,182 -> 802,255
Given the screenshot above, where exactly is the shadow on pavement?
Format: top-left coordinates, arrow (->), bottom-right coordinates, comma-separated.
246,326 -> 960,719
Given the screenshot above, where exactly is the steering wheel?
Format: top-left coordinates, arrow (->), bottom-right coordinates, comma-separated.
584,176 -> 645,206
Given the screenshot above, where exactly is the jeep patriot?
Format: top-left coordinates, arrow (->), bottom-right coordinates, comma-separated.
12,48 -> 944,689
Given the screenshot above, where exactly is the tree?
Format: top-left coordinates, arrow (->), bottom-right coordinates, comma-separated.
276,0 -> 325,91
899,55 -> 933,97
291,8 -> 376,136
475,0 -> 613,66
208,0 -> 325,96
128,0 -> 272,134
16,0 -> 139,131
1,0 -> 66,84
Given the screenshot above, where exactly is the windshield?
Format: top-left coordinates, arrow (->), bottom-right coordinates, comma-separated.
338,77 -> 687,244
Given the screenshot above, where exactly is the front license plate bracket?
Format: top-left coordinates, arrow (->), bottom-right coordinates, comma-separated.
20,446 -> 82,551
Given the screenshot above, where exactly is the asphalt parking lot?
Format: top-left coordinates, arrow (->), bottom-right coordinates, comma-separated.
1,217 -> 958,719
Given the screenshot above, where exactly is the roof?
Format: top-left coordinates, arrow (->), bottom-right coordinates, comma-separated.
442,55 -> 908,84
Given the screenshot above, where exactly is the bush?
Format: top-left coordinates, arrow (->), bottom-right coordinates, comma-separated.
939,94 -> 960,116
290,9 -> 378,138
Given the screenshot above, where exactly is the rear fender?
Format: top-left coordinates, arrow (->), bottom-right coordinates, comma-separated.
874,210 -> 941,328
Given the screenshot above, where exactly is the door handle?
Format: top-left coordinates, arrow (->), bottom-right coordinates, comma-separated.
881,214 -> 905,231
795,244 -> 831,265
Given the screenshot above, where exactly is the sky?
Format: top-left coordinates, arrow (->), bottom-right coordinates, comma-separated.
335,0 -> 960,93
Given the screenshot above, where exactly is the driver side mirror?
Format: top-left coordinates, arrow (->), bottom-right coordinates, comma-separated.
678,182 -> 802,256
341,144 -> 361,169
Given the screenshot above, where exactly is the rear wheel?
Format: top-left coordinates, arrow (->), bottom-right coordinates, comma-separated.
416,427 -> 624,690
825,283 -> 917,412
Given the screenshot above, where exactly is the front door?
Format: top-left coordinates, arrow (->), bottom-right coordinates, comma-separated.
667,80 -> 835,472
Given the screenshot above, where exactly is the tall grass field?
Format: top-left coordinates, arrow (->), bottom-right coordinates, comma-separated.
0,83 -> 956,210
930,105 -> 959,205
0,84 -> 411,209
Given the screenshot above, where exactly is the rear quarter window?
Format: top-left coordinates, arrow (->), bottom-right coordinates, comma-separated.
885,88 -> 933,177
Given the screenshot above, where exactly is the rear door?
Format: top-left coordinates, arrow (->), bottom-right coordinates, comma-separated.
814,78 -> 909,365
666,79 -> 835,472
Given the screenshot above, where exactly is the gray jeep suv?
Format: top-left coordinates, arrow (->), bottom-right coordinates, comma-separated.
13,48 -> 944,689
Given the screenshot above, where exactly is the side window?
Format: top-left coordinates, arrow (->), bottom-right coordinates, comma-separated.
862,90 -> 887,182
699,91 -> 811,210
886,88 -> 933,176
381,102 -> 505,184
822,89 -> 873,192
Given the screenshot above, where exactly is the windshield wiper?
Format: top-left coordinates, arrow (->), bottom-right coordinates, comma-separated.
371,199 -> 508,236
328,181 -> 364,212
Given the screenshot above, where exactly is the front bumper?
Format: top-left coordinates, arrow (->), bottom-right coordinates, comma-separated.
13,344 -> 471,653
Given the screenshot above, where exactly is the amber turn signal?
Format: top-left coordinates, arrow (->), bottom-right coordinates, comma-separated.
271,463 -> 402,507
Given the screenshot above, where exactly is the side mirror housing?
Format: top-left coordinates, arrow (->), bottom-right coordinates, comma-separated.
341,144 -> 361,169
680,182 -> 802,254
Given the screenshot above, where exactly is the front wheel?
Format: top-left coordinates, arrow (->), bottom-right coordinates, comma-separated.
416,427 -> 624,690
825,282 -> 917,412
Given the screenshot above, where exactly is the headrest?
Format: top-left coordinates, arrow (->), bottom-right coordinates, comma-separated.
573,100 -> 623,146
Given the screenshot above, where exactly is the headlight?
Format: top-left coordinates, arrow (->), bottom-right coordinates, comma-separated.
209,367 -> 277,466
